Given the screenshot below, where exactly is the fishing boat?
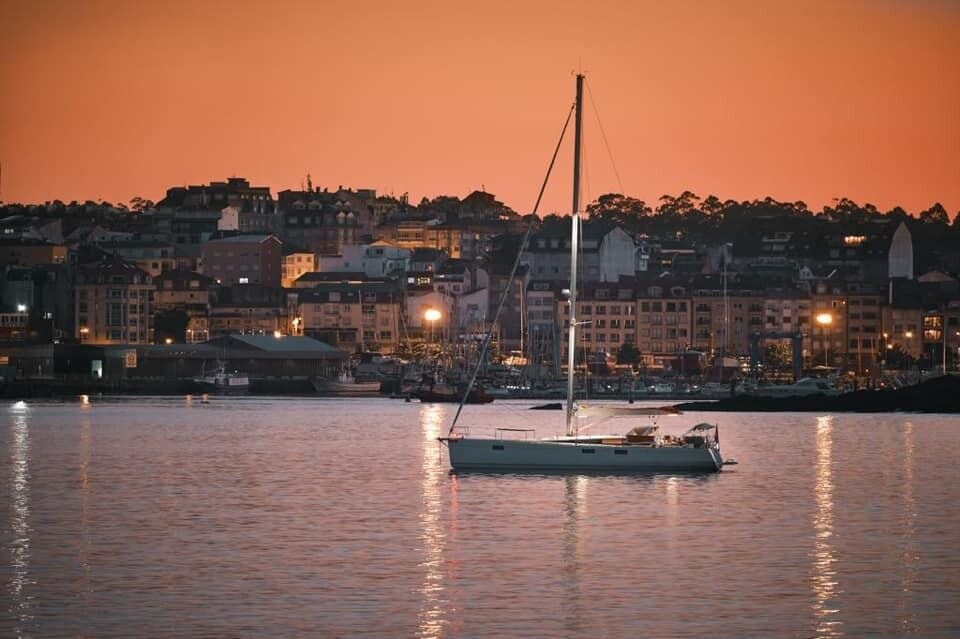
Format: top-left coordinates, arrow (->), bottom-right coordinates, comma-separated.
438,74 -> 729,472
311,373 -> 383,397
193,362 -> 249,395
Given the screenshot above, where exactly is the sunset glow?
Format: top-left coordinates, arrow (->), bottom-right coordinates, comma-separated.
1,0 -> 958,214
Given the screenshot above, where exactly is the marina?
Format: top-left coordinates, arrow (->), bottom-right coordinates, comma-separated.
2,1 -> 958,636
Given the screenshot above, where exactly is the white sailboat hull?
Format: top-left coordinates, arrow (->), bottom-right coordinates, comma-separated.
446,437 -> 723,472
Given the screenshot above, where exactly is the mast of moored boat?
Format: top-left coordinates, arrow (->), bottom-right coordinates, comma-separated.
565,73 -> 584,437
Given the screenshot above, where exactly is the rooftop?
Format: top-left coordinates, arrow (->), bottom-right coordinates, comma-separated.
204,234 -> 278,245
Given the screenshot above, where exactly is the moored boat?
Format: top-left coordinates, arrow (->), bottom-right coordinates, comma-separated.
740,377 -> 840,398
412,385 -> 494,404
192,364 -> 249,395
438,74 -> 731,473
445,408 -> 723,472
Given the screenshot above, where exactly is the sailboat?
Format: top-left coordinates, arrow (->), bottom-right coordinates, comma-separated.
438,74 -> 727,472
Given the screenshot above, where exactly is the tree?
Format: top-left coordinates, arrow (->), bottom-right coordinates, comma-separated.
919,202 -> 949,225
616,342 -> 641,367
585,193 -> 651,232
656,191 -> 701,217
887,206 -> 910,221
700,195 -> 725,216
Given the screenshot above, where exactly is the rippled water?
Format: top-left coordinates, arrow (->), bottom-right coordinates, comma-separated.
1,397 -> 959,637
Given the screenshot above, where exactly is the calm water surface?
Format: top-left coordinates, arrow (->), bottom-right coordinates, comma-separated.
1,397 -> 959,637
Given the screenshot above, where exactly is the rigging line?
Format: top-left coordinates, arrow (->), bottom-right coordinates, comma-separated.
448,103 -> 576,436
585,79 -> 625,194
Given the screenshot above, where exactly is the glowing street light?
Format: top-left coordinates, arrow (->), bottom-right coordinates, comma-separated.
273,330 -> 283,339
815,313 -> 833,366
164,337 -> 173,345
16,304 -> 27,313
423,308 -> 442,343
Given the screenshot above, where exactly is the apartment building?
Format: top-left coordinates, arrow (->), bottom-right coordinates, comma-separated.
689,277 -> 764,357
557,280 -> 638,362
75,257 -> 153,344
634,280 -> 691,361
293,281 -> 403,353
201,234 -> 282,287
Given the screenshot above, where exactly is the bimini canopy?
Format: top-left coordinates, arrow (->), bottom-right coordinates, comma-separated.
688,423 -> 717,432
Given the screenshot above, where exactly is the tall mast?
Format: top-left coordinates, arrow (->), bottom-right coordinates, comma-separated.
565,73 -> 584,436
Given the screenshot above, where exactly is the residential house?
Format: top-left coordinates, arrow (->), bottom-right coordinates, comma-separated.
277,188 -> 366,255
0,239 -> 67,267
97,240 -> 180,277
282,251 -> 319,288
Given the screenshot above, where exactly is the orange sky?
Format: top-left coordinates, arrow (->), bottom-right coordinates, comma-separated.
1,0 -> 958,216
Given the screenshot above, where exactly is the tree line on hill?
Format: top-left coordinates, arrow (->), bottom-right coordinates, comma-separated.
2,191 -> 958,271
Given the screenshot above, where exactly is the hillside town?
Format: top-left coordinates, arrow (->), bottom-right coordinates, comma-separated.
0,176 -> 958,394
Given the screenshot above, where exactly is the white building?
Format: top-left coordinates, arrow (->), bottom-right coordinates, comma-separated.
316,241 -> 411,279
888,221 -> 914,280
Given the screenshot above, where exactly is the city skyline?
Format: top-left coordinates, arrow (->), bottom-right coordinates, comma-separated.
1,0 -> 958,215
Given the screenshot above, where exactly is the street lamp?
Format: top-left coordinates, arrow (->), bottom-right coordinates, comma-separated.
424,308 -> 442,343
16,304 -> 27,313
815,313 -> 833,367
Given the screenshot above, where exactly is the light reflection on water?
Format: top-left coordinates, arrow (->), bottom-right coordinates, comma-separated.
78,413 -> 93,606
0,398 -> 957,638
417,404 -> 447,638
811,415 -> 841,637
8,401 -> 33,636
561,475 -> 588,637
898,422 -> 917,635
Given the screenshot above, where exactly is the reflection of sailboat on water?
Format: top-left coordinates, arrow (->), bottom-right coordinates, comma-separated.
439,74 -> 730,472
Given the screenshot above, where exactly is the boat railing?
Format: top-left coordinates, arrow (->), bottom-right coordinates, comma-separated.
495,427 -> 537,440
